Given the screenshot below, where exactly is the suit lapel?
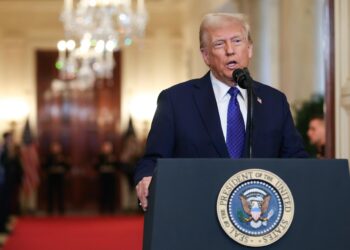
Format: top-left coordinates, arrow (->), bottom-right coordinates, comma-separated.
193,73 -> 229,157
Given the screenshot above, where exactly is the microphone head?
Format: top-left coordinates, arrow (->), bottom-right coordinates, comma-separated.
232,68 -> 251,89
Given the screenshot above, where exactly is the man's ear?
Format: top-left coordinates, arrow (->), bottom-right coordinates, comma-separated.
248,43 -> 253,59
200,48 -> 210,66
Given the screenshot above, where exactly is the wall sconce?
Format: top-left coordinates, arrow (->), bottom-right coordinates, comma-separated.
129,93 -> 157,122
0,98 -> 29,122
128,92 -> 157,135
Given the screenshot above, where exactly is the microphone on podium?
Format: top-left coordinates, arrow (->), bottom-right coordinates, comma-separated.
232,67 -> 252,89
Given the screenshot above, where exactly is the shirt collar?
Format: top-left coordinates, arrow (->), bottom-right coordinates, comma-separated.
210,71 -> 247,102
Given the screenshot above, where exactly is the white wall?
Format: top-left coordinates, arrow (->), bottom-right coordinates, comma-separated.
0,1 -> 62,140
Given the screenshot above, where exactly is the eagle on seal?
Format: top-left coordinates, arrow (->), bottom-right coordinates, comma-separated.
240,195 -> 271,221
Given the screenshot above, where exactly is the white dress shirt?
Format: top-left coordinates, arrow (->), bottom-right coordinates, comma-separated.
210,72 -> 248,141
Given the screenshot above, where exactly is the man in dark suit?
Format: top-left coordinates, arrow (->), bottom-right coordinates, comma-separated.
135,13 -> 308,211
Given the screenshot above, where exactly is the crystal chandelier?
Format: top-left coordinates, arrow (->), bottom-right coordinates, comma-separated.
55,0 -> 148,90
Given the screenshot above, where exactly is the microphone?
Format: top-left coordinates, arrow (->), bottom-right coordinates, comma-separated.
232,68 -> 252,89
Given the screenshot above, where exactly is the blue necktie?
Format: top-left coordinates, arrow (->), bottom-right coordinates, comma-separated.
226,87 -> 245,158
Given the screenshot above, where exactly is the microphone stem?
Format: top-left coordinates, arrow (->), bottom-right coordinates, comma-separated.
247,84 -> 254,158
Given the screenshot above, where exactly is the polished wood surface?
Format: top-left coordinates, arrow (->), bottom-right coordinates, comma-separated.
324,0 -> 335,158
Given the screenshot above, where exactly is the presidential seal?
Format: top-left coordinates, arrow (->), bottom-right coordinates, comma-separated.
217,169 -> 294,247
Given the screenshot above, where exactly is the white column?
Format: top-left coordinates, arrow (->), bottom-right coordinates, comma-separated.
240,0 -> 280,88
258,0 -> 280,89
335,0 -> 350,160
279,0 -> 322,104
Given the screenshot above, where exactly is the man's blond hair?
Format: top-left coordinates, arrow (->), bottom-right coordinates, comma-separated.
199,13 -> 252,49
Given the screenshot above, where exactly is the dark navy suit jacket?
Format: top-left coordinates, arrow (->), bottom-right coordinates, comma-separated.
134,72 -> 308,184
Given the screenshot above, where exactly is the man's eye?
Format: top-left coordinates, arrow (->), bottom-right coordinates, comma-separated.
233,38 -> 242,44
213,42 -> 224,48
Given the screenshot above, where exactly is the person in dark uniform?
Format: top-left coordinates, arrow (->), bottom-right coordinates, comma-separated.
95,141 -> 118,214
45,142 -> 70,215
0,132 -> 23,233
0,155 -> 5,234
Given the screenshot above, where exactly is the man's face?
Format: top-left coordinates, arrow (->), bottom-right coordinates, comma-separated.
307,119 -> 325,146
51,142 -> 62,154
200,20 -> 253,86
102,142 -> 113,154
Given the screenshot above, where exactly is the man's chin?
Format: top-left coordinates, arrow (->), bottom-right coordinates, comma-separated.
222,76 -> 235,86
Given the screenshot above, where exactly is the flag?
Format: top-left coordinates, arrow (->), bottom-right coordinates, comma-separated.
124,116 -> 136,138
21,119 -> 40,195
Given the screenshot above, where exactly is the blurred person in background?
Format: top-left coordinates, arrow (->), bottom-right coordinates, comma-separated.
307,115 -> 325,158
95,141 -> 118,214
0,132 -> 23,233
20,119 -> 40,215
119,120 -> 143,212
44,141 -> 70,215
0,160 -> 4,247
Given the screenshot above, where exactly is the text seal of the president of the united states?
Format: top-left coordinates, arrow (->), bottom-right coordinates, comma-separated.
217,169 -> 294,247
